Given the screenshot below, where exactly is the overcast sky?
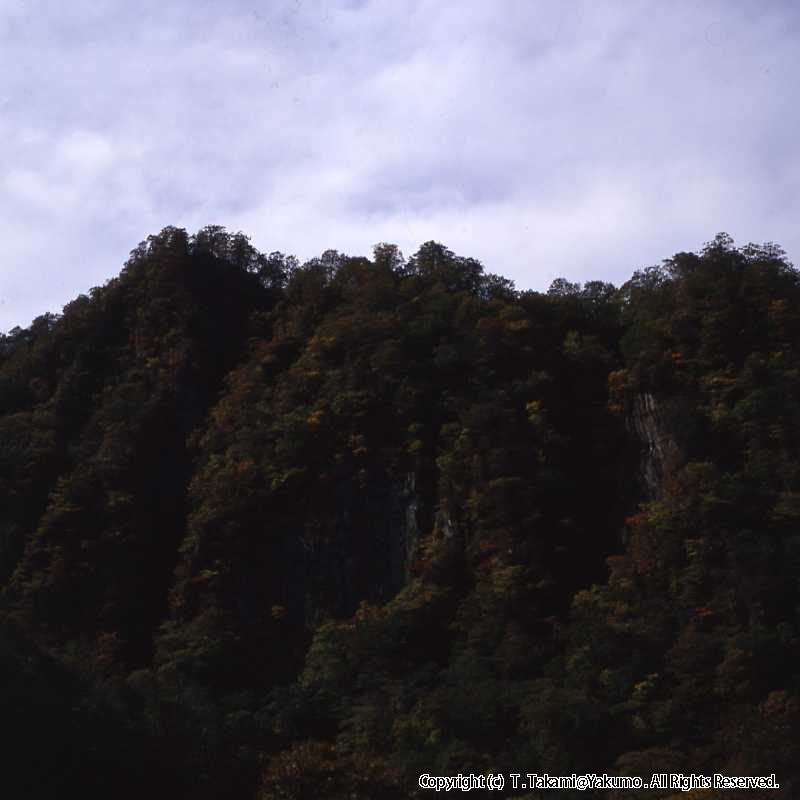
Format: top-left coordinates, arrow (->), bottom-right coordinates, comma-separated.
0,0 -> 797,331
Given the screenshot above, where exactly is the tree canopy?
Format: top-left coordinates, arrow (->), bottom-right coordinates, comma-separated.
1,226 -> 797,798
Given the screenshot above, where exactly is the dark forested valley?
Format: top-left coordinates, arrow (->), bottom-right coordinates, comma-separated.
1,226 -> 798,798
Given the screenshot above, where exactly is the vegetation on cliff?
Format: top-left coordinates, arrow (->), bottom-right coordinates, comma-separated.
1,228 -> 798,798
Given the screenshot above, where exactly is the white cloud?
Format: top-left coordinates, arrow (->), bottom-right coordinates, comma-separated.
0,0 -> 798,330
58,130 -> 116,172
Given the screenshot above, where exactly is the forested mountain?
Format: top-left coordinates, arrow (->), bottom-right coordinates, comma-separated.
1,227 -> 798,798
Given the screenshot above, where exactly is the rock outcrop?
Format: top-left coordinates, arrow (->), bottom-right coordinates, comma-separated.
630,392 -> 678,496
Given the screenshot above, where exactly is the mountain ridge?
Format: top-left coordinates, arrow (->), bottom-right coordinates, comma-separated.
1,227 -> 798,799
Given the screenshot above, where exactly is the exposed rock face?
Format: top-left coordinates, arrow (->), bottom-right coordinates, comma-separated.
401,471 -> 420,581
433,507 -> 457,541
630,392 -> 677,497
282,471 -> 421,624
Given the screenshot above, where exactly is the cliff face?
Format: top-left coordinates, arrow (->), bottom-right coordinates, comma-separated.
279,471 -> 421,623
629,391 -> 678,497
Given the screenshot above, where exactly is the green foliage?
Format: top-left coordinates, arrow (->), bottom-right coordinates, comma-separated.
1,229 -> 799,797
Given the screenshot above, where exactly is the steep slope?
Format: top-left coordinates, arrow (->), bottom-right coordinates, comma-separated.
1,226 -> 278,665
154,242 -> 632,693
1,229 -> 798,799
0,615 -> 186,799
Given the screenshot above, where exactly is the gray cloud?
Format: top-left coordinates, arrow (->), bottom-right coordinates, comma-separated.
1,0 -> 798,329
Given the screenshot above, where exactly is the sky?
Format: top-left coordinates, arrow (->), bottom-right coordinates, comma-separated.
1,0 -> 798,331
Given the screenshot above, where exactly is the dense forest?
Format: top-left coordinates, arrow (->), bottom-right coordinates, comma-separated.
1,226 -> 798,798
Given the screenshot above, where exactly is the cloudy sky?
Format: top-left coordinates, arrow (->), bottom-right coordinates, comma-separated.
0,0 -> 797,330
